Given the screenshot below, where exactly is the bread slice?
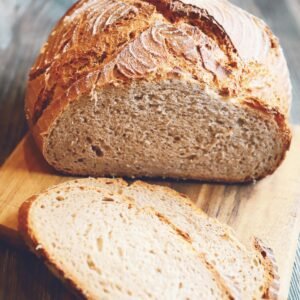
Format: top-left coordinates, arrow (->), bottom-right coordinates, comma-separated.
19,183 -> 233,299
19,178 -> 279,299
25,0 -> 292,182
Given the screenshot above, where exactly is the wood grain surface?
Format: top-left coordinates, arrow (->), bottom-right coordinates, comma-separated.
0,0 -> 299,299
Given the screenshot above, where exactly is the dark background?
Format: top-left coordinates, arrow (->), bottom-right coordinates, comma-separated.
0,0 -> 299,299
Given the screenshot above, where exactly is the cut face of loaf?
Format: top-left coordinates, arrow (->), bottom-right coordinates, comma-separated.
25,0 -> 292,182
45,80 -> 288,181
19,183 -> 233,299
19,178 -> 279,299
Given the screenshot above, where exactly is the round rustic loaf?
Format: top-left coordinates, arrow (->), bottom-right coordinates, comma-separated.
25,0 -> 292,182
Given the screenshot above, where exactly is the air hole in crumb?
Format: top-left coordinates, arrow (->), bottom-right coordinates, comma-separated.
115,284 -> 122,291
118,247 -> 124,257
156,268 -> 162,273
103,197 -> 114,202
87,255 -> 101,274
40,205 -> 45,209
179,282 -> 183,289
237,118 -> 245,126
196,135 -> 202,143
174,136 -> 181,142
91,145 -> 103,157
97,237 -> 103,252
134,95 -> 143,100
187,154 -> 197,160
56,196 -> 64,201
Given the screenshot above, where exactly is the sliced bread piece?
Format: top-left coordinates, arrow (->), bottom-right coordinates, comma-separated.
19,183 -> 233,299
51,178 -> 279,299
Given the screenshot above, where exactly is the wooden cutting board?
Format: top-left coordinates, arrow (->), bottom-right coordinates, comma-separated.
0,128 -> 300,299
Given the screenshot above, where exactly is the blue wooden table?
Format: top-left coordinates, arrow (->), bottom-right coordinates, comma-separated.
0,0 -> 299,298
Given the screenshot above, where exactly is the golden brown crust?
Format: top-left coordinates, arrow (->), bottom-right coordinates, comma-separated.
143,0 -> 238,55
241,99 -> 292,180
25,0 -> 292,180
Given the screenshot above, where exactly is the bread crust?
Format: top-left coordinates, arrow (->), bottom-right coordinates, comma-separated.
25,0 -> 292,181
253,238 -> 280,300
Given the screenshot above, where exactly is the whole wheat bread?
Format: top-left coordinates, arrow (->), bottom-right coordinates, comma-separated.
25,0 -> 292,182
19,178 -> 279,299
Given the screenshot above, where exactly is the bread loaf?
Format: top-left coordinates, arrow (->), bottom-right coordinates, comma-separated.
25,0 -> 292,182
19,178 -> 279,299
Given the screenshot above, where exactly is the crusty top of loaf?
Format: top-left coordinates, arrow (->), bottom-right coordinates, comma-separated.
25,0 -> 291,147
